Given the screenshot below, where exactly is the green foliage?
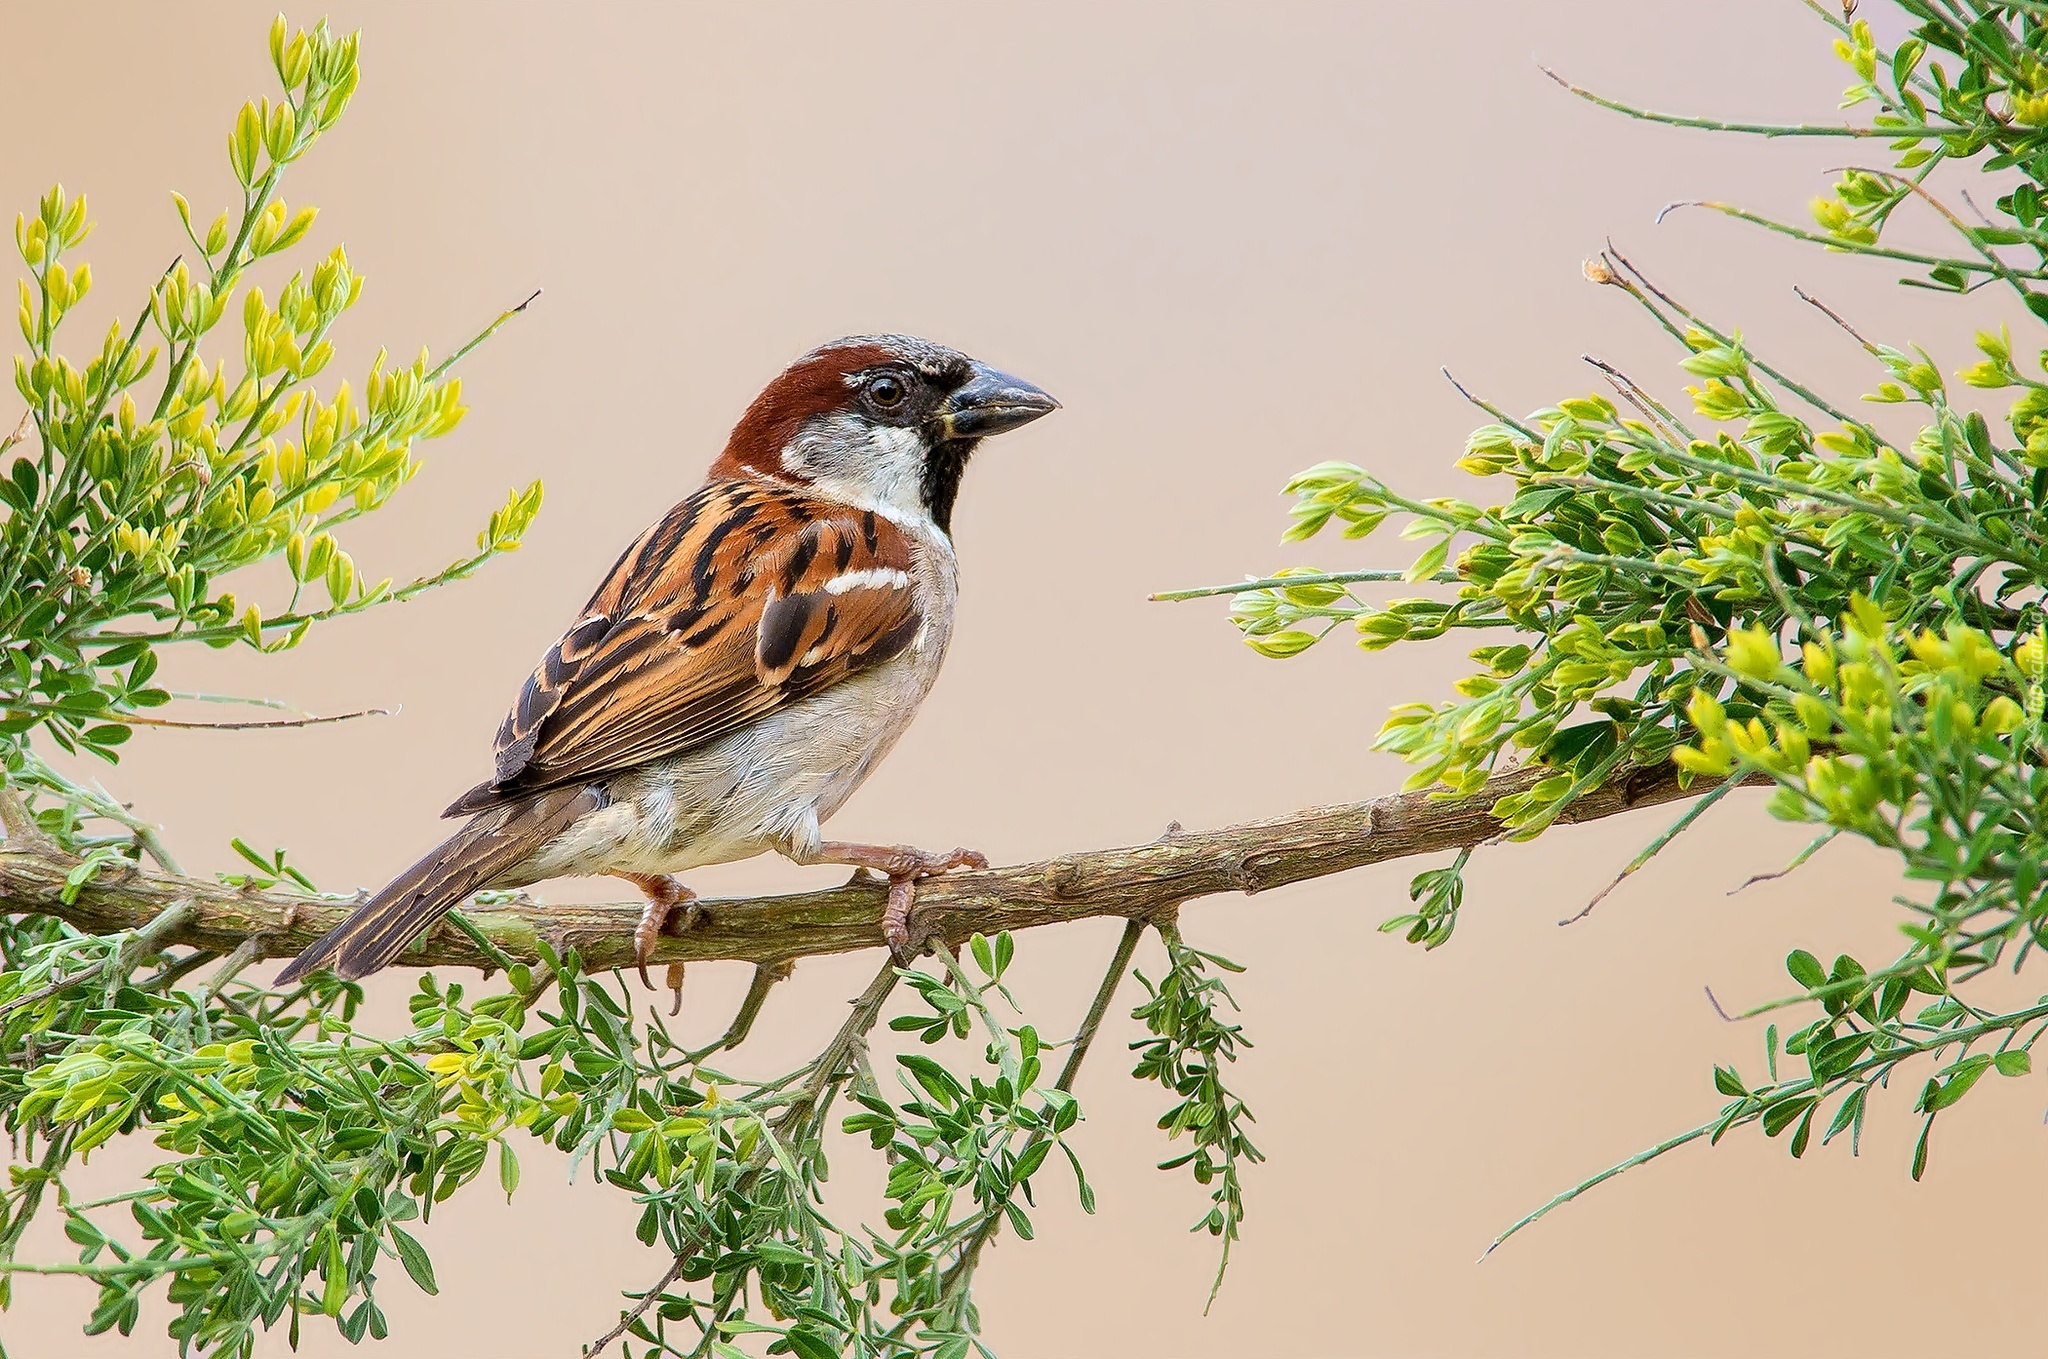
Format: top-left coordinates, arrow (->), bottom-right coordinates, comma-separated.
0,20 -> 555,1336
2,15 -> 537,775
1208,0 -> 2048,1237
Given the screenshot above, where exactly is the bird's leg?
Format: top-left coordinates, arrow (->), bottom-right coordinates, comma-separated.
616,872 -> 701,994
796,841 -> 988,962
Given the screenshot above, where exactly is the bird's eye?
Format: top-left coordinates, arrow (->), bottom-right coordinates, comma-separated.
866,374 -> 906,409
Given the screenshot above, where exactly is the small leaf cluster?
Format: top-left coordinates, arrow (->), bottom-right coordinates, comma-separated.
1701,941 -> 2041,1184
1128,930 -> 1260,1302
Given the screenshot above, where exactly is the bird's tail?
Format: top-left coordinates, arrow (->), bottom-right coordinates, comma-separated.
276,785 -> 599,984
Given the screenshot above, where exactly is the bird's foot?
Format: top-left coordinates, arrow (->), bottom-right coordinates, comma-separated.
618,873 -> 701,999
805,841 -> 986,963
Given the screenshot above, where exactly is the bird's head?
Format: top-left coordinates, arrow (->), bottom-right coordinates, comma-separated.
713,334 -> 1059,535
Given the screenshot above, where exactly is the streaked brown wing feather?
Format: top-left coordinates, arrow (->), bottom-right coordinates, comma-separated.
444,482 -> 921,816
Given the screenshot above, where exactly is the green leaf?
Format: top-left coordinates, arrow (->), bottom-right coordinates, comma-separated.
898,1054 -> 965,1106
322,1231 -> 349,1316
1405,537 -> 1450,582
782,1327 -> 838,1359
1760,1095 -> 1816,1138
1784,949 -> 1827,990
390,1227 -> 438,1295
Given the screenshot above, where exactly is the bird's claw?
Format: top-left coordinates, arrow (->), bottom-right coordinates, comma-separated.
878,847 -> 986,964
627,876 -> 700,999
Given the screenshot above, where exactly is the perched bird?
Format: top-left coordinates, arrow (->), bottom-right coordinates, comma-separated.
276,335 -> 1057,986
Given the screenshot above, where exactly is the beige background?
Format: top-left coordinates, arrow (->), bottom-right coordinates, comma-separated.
4,2 -> 2040,1355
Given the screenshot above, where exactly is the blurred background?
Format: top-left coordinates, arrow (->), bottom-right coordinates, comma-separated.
3,2 -> 2036,1354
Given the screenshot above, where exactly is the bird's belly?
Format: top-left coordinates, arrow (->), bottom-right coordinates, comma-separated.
520,649 -> 939,883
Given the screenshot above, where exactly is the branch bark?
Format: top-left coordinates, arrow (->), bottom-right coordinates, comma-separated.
0,762 -> 1718,972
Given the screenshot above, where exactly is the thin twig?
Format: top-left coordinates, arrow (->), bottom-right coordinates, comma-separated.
1057,918 -> 1147,1091
1537,62 -> 1966,139
1728,829 -> 1839,894
139,948 -> 220,994
686,961 -> 794,1063
1582,353 -> 1695,447
1441,367 -> 1544,440
119,705 -> 392,732
1657,199 -> 2046,282
197,937 -> 263,1003
1152,569 -> 1457,602
583,1253 -> 689,1359
84,778 -> 181,875
1794,285 -> 1880,354
1480,1114 -> 1721,1259
1559,776 -> 1740,925
162,691 -> 323,714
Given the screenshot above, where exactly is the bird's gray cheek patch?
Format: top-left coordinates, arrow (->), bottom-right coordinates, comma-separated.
781,414 -> 869,482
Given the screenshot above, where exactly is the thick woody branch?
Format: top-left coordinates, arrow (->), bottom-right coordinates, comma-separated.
0,762 -> 1718,973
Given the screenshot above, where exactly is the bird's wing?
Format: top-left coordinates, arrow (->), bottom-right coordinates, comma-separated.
443,478 -> 925,816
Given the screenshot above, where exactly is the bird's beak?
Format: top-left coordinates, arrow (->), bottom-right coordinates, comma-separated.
933,362 -> 1060,441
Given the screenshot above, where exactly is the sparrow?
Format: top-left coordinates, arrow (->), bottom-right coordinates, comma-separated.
276,334 -> 1058,986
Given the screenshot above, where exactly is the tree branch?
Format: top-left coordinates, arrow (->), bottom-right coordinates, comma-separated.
0,762 -> 1720,973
